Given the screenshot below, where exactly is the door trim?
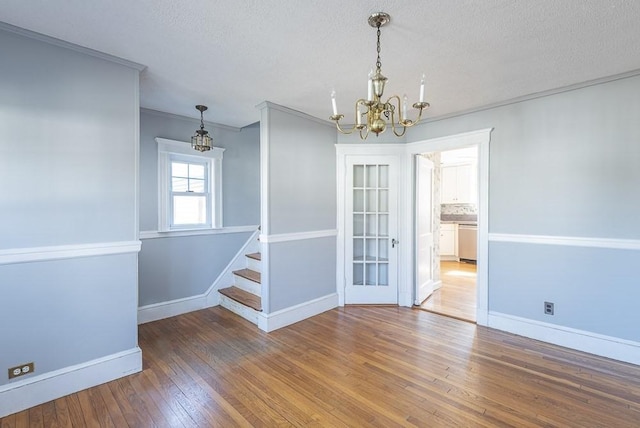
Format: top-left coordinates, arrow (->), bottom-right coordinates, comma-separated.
403,128 -> 492,326
335,128 -> 492,323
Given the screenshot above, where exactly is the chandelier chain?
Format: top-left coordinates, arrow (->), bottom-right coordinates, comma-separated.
376,24 -> 382,71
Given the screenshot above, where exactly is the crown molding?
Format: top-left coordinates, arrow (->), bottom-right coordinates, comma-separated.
256,101 -> 335,128
420,68 -> 640,126
0,21 -> 146,71
140,108 -> 241,132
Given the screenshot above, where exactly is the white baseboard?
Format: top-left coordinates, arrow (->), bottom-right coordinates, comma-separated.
138,294 -> 208,324
488,312 -> 640,365
0,347 -> 142,418
258,293 -> 339,332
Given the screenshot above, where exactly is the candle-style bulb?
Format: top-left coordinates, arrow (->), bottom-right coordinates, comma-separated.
402,94 -> 408,121
367,69 -> 374,101
331,90 -> 338,116
419,74 -> 426,103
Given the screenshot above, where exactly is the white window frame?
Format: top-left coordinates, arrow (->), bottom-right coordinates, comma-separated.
156,138 -> 224,232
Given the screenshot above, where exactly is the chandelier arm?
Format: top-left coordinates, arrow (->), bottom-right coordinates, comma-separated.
334,118 -> 356,135
405,103 -> 428,128
383,95 -> 407,137
359,126 -> 370,140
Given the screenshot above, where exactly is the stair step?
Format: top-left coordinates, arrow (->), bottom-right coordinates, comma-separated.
246,253 -> 261,274
233,268 -> 261,284
219,286 -> 262,311
246,252 -> 261,261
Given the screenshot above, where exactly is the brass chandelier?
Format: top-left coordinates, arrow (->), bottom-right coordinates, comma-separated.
330,12 -> 430,139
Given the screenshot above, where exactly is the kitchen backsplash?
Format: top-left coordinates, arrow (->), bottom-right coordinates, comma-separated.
441,203 -> 477,215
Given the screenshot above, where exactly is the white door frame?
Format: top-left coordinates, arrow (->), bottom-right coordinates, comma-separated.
336,128 -> 491,326
402,128 -> 492,326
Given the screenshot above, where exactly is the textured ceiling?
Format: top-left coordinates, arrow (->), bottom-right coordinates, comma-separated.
2,1 -> 640,128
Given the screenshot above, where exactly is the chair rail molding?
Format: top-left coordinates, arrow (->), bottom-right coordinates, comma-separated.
0,241 -> 141,265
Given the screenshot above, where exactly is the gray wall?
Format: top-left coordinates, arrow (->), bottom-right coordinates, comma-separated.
0,28 -> 140,386
267,109 -> 337,235
262,105 -> 337,312
407,74 -> 640,341
138,110 -> 260,305
0,32 -> 138,248
139,110 -> 260,230
268,238 -> 337,311
138,232 -> 252,305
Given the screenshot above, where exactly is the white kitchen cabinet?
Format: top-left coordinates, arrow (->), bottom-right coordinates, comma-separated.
440,223 -> 457,260
441,164 -> 476,204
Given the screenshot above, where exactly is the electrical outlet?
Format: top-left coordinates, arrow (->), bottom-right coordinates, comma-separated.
544,301 -> 554,315
8,362 -> 34,379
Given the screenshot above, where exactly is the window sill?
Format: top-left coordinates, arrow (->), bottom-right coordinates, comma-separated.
140,225 -> 258,240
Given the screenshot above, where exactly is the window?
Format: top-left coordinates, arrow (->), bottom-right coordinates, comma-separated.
170,159 -> 208,226
156,138 -> 224,231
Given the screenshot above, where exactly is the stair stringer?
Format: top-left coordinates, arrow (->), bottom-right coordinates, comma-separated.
205,228 -> 260,307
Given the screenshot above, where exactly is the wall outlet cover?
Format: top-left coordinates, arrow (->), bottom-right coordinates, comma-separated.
8,362 -> 34,379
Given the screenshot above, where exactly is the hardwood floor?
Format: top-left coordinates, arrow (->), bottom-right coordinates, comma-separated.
420,260 -> 477,322
3,306 -> 640,427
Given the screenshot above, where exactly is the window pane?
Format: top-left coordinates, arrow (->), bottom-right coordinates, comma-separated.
189,178 -> 205,193
365,238 -> 377,261
379,165 -> 389,188
173,195 -> 207,225
366,165 -> 377,188
189,164 -> 205,179
353,214 -> 364,236
365,263 -> 377,286
353,165 -> 365,188
378,214 -> 388,236
353,239 -> 364,261
378,189 -> 388,212
172,177 -> 189,192
378,264 -> 388,286
353,190 -> 364,212
172,162 -> 188,177
365,214 -> 376,236
353,264 -> 364,286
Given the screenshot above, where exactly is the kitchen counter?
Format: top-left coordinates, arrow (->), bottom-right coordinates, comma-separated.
440,214 -> 477,223
440,215 -> 477,226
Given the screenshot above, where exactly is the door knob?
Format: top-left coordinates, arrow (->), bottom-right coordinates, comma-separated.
392,238 -> 399,248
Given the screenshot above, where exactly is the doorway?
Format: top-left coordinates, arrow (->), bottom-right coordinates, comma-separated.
405,128 -> 491,326
417,147 -> 478,322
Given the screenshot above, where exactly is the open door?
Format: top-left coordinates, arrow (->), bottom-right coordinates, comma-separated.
415,154 -> 435,305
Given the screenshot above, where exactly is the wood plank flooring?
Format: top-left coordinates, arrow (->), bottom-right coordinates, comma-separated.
420,260 -> 477,322
2,306 -> 640,427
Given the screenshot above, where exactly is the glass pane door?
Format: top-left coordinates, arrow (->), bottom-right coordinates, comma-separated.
345,155 -> 397,304
352,164 -> 389,287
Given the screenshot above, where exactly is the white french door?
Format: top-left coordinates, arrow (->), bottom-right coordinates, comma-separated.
415,155 -> 436,305
345,156 -> 399,304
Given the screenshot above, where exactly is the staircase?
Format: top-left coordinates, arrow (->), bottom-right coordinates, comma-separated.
219,252 -> 262,324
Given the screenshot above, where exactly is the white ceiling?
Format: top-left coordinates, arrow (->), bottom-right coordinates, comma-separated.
2,1 -> 640,128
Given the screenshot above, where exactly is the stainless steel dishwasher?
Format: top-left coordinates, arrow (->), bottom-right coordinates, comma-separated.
458,223 -> 477,261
